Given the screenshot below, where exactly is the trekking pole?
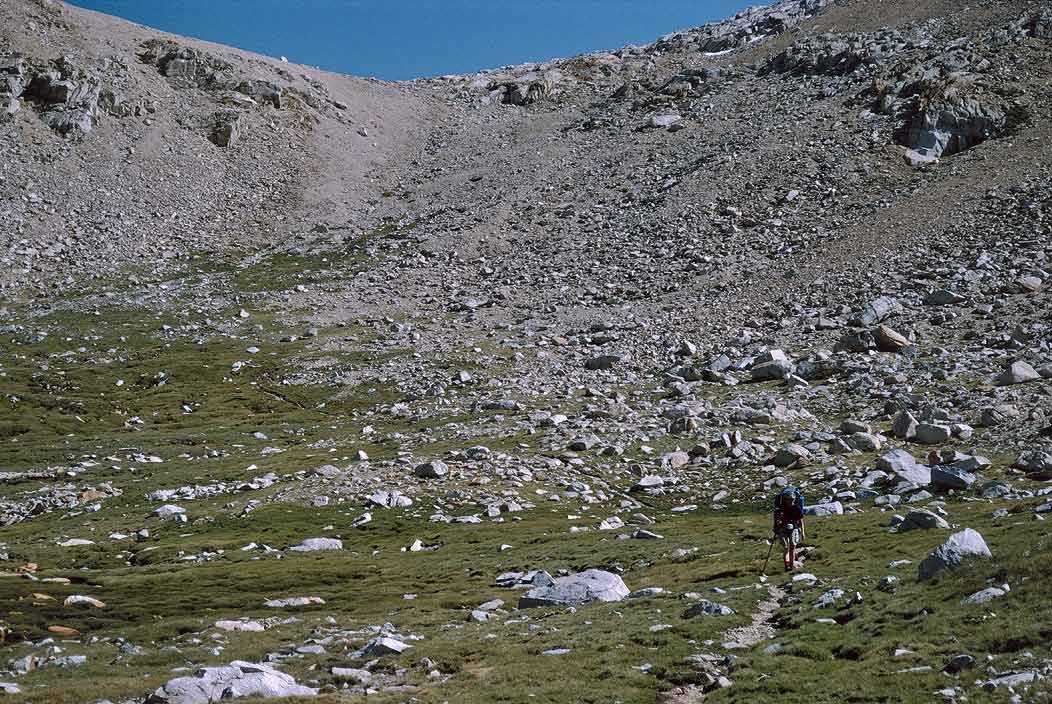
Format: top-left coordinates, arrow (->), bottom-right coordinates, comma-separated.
761,536 -> 776,575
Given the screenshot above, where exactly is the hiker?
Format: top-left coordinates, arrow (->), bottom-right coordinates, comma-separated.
773,486 -> 805,571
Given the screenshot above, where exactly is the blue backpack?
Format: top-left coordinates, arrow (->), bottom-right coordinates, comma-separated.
774,486 -> 804,512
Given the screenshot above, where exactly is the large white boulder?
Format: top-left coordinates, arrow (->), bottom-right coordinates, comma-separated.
518,569 -> 629,608
918,528 -> 991,581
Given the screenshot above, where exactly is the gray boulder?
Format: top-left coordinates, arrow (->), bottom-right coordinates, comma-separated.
891,410 -> 918,440
585,354 -> 626,370
414,461 -> 448,479
995,361 -> 1040,386
354,636 -> 412,658
518,569 -> 629,608
331,668 -> 371,684
805,501 -> 844,517
814,588 -> 846,608
1014,450 -> 1052,479
944,654 -> 975,673
499,75 -> 555,106
896,509 -> 950,532
146,661 -> 317,703
683,600 -> 735,617
980,481 -> 1011,499
876,449 -> 930,486
930,466 -> 977,492
1031,10 -> 1052,38
924,289 -> 966,306
852,297 -> 901,326
751,359 -> 794,381
914,423 -> 951,445
961,587 -> 1005,605
981,671 -> 1041,691
210,111 -> 243,148
568,435 -> 601,451
946,454 -> 991,473
896,95 -> 1004,160
918,529 -> 992,582
648,114 -> 683,129
289,538 -> 342,552
630,475 -> 664,492
367,490 -> 413,508
771,443 -> 811,467
153,504 -> 186,518
834,330 -> 876,353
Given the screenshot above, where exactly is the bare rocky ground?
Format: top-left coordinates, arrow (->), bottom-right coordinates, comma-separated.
1,0 -> 1052,702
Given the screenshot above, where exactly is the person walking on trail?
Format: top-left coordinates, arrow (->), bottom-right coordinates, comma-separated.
773,486 -> 805,572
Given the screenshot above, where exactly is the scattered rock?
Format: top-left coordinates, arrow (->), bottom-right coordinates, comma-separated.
145,661 -> 317,703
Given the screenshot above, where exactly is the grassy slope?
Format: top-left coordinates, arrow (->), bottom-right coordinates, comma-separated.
1,253 -> 1051,704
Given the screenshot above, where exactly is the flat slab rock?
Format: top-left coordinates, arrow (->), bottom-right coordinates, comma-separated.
289,538 -> 343,552
982,671 -> 1043,691
518,569 -> 629,608
805,501 -> 844,517
213,620 -> 265,633
683,599 -> 735,617
354,636 -> 412,658
146,661 -> 317,703
263,596 -> 325,608
962,587 -> 1006,605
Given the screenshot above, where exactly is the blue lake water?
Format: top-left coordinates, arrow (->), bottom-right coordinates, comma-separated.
66,0 -> 756,80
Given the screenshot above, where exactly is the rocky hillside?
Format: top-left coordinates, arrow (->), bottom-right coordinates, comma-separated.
0,0 -> 430,287
0,0 -> 1051,702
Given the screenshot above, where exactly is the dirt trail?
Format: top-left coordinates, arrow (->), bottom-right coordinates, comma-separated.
721,582 -> 786,650
661,580 -> 789,703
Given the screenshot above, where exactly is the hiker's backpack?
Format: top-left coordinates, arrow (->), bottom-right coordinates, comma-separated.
774,486 -> 804,512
